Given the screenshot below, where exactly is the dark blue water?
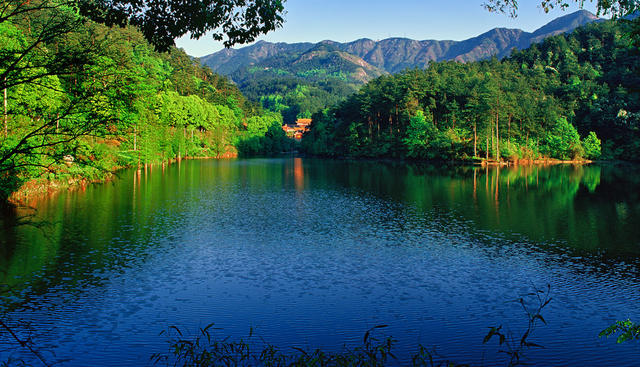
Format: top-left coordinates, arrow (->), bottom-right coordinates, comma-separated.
1,158 -> 639,365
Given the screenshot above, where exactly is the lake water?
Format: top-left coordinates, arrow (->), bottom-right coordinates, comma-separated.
1,158 -> 640,365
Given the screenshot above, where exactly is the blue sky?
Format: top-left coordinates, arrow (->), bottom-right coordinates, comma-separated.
176,0 -> 601,57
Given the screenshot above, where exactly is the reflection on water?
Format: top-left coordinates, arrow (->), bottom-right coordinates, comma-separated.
302,162 -> 639,254
294,157 -> 304,192
0,159 -> 639,366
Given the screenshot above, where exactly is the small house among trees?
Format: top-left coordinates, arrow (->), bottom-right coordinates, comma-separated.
283,118 -> 312,140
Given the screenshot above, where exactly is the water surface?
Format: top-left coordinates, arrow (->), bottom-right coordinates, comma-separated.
1,159 -> 639,365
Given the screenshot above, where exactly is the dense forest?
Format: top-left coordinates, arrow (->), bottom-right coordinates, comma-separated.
301,19 -> 640,162
239,76 -> 356,124
0,2 -> 291,202
231,44 -> 373,124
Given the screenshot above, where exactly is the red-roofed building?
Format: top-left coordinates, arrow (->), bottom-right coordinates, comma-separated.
283,118 -> 312,140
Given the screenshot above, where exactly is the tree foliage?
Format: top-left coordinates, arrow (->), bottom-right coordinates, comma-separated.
483,0 -> 639,18
1,0 -> 286,52
600,319 -> 640,343
0,8 -> 291,202
236,73 -> 358,124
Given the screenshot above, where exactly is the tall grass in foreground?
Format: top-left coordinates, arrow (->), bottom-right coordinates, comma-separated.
150,286 -> 552,367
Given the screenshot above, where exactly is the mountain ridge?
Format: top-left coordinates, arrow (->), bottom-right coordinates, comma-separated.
199,10 -> 602,76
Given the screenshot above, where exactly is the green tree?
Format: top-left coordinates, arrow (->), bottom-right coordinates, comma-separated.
582,131 -> 602,159
404,110 -> 435,159
544,117 -> 583,159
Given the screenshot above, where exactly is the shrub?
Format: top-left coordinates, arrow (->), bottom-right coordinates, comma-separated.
582,131 -> 602,159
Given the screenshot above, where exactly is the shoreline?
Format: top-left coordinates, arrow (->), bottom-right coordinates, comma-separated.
7,154 -> 237,207
5,155 -> 629,207
300,154 -> 598,166
480,158 -> 593,166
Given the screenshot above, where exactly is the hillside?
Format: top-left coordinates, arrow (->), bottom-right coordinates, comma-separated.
236,42 -> 387,84
227,43 -> 387,124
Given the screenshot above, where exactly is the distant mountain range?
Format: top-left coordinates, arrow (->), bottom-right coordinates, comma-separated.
199,10 -> 601,81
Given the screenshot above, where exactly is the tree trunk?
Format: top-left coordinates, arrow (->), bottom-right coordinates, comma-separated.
473,120 -> 477,157
485,133 -> 489,161
3,78 -> 7,138
496,108 -> 500,162
491,126 -> 494,160
133,125 -> 137,151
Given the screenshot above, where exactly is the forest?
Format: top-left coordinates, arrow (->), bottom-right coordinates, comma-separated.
0,0 -> 291,203
2,1 -> 640,205
301,19 -> 640,162
240,77 -> 356,125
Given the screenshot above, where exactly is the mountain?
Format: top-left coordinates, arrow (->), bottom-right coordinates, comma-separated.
199,10 -> 601,77
200,41 -> 314,75
233,42 -> 387,86
527,8 -> 601,44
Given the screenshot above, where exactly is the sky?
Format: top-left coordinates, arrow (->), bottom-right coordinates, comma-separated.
176,0 -> 602,57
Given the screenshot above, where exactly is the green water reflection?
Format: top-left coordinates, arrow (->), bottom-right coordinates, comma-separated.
1,160 -> 639,301
306,162 -> 640,253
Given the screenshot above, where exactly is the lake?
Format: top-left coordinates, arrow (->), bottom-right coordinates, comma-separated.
1,158 -> 640,365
